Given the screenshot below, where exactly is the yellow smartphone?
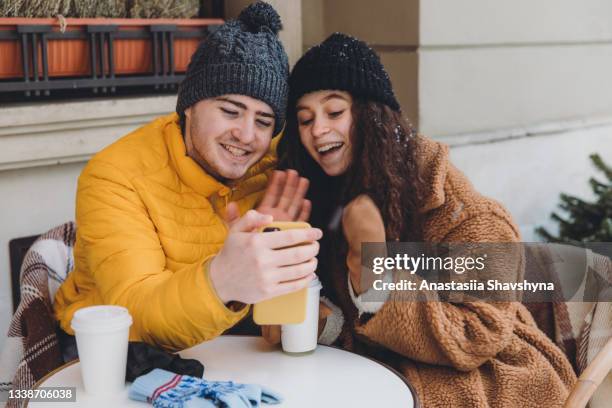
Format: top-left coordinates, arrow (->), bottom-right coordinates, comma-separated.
253,221 -> 312,325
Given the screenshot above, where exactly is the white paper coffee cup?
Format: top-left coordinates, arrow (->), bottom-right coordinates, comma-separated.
281,277 -> 322,354
71,305 -> 132,395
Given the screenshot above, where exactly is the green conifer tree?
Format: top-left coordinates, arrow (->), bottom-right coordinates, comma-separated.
537,154 -> 612,243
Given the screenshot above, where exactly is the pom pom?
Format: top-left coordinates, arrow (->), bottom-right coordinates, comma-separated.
238,1 -> 282,34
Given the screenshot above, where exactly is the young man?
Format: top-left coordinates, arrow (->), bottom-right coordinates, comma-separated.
53,2 -> 321,352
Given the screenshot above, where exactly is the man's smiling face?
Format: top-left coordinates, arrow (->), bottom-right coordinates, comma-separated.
184,94 -> 276,182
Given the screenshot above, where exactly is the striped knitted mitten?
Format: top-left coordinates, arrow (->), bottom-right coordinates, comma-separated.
129,368 -> 282,408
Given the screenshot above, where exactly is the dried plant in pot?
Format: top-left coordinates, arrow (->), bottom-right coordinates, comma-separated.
0,0 -> 220,95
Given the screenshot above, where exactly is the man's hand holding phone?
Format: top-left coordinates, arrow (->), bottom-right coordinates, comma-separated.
208,211 -> 322,305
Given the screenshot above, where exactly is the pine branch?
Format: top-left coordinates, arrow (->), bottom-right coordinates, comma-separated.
589,154 -> 612,182
538,153 -> 611,242
535,226 -> 560,242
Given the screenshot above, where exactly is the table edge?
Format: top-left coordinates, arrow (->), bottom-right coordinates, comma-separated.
24,359 -> 79,407
322,343 -> 420,408
27,336 -> 420,408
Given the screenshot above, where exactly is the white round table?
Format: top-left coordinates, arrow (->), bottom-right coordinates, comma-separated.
28,335 -> 416,407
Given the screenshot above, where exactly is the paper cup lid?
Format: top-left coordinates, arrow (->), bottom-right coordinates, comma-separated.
71,305 -> 132,333
310,275 -> 322,289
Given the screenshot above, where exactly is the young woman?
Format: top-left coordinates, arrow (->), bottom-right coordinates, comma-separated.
275,33 -> 576,407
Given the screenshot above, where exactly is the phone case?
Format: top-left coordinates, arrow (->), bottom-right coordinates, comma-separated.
253,221 -> 312,325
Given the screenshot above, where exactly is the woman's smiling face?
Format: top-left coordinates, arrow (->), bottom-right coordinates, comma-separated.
296,90 -> 353,176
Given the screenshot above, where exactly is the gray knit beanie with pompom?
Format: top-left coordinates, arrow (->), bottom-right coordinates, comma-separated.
176,1 -> 289,135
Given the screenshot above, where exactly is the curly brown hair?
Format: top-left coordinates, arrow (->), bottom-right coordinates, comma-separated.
278,97 -> 425,241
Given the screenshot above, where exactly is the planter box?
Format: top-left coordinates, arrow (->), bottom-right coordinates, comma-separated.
0,17 -> 222,95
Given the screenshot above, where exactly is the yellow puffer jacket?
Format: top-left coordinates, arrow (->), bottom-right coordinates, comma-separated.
54,113 -> 277,351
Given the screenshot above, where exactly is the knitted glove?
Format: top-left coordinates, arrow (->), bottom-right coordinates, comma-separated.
129,368 -> 282,408
210,382 -> 282,407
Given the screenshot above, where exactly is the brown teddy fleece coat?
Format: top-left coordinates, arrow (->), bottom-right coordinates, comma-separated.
327,135 -> 577,407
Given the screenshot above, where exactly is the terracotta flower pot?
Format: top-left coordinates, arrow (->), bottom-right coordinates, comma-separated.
0,17 -> 222,93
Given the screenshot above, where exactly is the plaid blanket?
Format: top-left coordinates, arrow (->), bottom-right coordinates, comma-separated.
525,244 -> 611,407
0,222 -> 75,408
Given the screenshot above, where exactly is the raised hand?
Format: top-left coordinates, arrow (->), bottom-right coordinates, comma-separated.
257,170 -> 311,222
342,195 -> 386,296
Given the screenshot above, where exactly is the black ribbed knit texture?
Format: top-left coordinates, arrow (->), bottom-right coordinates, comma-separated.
289,33 -> 400,112
176,2 -> 288,134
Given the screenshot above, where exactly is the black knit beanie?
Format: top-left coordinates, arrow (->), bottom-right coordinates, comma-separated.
289,32 -> 400,112
176,1 -> 289,135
